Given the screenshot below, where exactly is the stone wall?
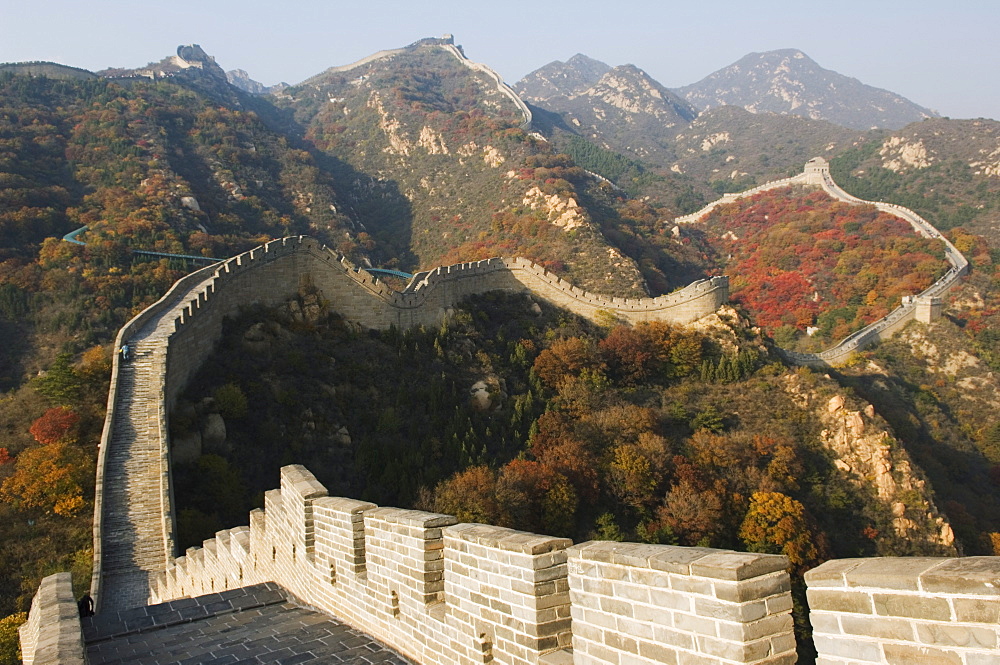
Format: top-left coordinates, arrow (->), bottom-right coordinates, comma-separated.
805,557 -> 1000,664
673,158 -> 969,367
18,573 -> 85,665
566,541 -> 795,664
438,43 -> 532,129
150,465 -> 796,665
89,236 -> 728,612
160,238 -> 728,407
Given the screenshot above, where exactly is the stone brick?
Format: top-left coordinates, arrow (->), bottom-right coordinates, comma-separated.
803,559 -> 866,588
952,597 -> 1000,624
881,643 -> 963,665
839,615 -> 915,641
716,612 -> 794,642
647,588 -> 695,613
872,592 -> 950,620
693,597 -> 767,623
812,635 -> 881,662
843,557 -> 944,591
713,572 -> 791,603
806,589 -> 873,615
637,641 -> 679,664
689,552 -> 788,581
915,622 -> 998,650
806,612 -> 840,636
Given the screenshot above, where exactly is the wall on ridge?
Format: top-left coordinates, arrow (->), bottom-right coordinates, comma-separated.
438,44 -> 532,129
161,238 -> 728,412
150,465 -> 796,665
93,235 -> 725,605
672,158 -> 969,367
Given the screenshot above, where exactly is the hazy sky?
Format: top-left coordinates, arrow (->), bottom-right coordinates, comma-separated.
2,0 -> 997,121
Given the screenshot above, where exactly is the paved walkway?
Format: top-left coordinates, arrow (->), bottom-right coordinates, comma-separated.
84,583 -> 414,665
98,272 -> 216,613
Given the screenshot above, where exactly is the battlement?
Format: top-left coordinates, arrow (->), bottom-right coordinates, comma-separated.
132,465 -> 997,665
26,465 -> 1000,664
147,465 -> 797,665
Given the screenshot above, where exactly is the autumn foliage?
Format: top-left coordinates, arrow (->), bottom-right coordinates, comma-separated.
28,407 -> 80,445
700,187 -> 949,343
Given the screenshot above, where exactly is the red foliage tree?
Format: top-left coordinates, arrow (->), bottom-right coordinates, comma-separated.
28,407 -> 80,446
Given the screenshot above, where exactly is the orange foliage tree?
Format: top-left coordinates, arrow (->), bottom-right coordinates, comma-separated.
0,441 -> 92,516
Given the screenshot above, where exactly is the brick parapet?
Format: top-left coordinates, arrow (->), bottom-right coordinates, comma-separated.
18,573 -> 85,665
566,541 -> 795,665
805,557 -> 1000,664
148,465 -> 800,665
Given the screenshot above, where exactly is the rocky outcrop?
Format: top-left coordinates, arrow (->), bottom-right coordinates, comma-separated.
784,374 -> 956,553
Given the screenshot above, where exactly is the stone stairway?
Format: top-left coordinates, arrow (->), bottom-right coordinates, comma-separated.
98,274 -> 215,613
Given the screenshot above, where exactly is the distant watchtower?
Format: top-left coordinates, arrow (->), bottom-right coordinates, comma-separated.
803,157 -> 830,185
914,295 -> 944,323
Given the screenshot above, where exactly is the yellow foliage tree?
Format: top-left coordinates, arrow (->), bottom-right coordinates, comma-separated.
0,612 -> 26,665
739,491 -> 818,568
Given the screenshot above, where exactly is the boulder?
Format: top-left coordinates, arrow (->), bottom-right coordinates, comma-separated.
202,413 -> 228,454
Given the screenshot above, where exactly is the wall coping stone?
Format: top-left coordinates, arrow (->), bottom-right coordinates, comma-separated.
315,496 -> 377,514
446,523 -> 572,555
568,541 -> 788,580
367,507 -> 458,529
920,557 -> 1000,595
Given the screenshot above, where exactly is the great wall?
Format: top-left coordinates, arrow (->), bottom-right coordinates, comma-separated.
20,161 -> 999,665
676,157 -> 970,366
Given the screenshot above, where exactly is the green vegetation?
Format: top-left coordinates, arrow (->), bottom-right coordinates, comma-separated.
176,293 -> 967,563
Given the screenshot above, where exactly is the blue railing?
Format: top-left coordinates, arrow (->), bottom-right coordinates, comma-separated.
62,226 -> 412,277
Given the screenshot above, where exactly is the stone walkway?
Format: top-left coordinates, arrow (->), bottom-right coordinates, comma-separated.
98,272 -> 217,613
84,583 -> 414,665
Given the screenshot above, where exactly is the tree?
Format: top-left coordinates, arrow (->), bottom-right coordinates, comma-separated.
658,478 -> 724,546
35,353 -> 82,405
28,407 -> 80,446
432,466 -> 500,524
532,337 -> 602,388
0,613 -> 25,665
739,491 -> 818,568
0,441 -> 92,516
607,444 -> 656,511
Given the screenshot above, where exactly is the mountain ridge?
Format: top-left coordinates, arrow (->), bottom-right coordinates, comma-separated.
676,48 -> 938,130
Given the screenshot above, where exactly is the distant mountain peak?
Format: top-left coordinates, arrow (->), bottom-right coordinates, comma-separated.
572,64 -> 696,123
226,68 -> 288,96
514,54 -> 611,102
677,48 -> 937,130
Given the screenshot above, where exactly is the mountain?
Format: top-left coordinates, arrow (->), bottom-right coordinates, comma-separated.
271,38 -> 647,295
676,49 -> 938,130
226,68 -> 288,96
514,53 -> 611,103
518,63 -> 697,164
829,117 -> 1000,234
669,105 -> 860,186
